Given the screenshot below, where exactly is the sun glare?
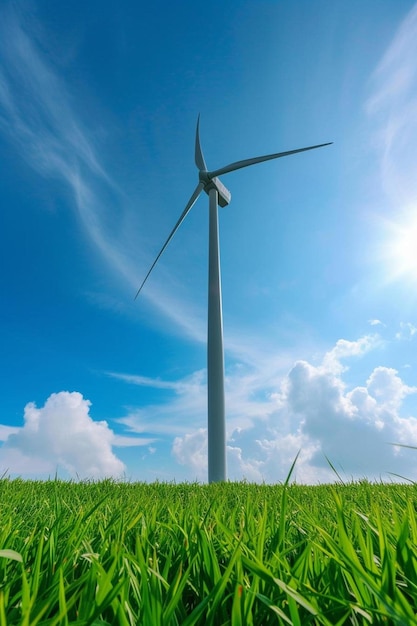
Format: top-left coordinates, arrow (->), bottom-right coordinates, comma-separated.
383,214 -> 417,281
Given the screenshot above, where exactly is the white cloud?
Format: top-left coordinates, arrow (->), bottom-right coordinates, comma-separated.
366,366 -> 416,409
369,319 -> 384,327
170,335 -> 417,483
284,360 -> 417,477
172,430 -> 266,482
395,321 -> 417,340
113,435 -> 156,448
0,425 -> 19,442
116,370 -> 207,437
109,372 -> 195,392
0,391 -> 136,479
322,335 -> 378,375
172,429 -> 207,480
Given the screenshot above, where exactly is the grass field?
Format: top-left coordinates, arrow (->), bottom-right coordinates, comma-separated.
0,476 -> 417,625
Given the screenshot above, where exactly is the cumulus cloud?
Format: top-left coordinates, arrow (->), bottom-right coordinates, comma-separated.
172,429 -> 207,480
172,427 -> 271,482
285,361 -> 417,476
322,335 -> 378,375
0,391 -> 132,479
171,335 -> 417,483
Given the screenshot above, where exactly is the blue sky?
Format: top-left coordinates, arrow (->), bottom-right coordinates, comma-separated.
1,0 -> 417,482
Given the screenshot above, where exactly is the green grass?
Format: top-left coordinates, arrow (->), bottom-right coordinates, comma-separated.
0,478 -> 417,624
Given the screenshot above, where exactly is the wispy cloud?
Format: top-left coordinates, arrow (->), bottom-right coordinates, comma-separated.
0,4 -> 209,345
395,321 -> 417,340
366,2 -> 417,205
0,6 -> 132,277
113,341 -> 303,442
115,370 -> 207,437
0,3 -> 308,362
109,372 -> 185,391
368,318 -> 385,327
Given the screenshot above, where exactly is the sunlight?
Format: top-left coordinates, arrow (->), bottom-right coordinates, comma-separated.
383,213 -> 417,281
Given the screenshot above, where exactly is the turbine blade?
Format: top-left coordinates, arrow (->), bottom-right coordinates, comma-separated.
208,142 -> 333,179
195,114 -> 208,171
134,182 -> 205,299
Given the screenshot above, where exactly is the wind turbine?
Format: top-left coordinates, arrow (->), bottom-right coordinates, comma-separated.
135,117 -> 332,483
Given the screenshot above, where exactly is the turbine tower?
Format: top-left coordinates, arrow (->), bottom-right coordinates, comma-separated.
135,117 -> 332,483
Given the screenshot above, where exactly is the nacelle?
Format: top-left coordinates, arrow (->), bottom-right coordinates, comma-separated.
204,176 -> 231,207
